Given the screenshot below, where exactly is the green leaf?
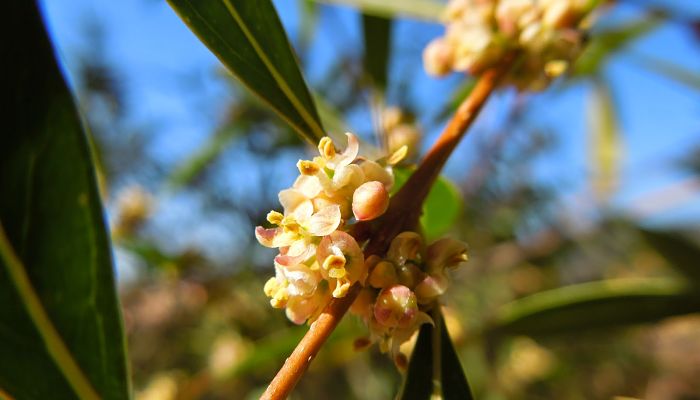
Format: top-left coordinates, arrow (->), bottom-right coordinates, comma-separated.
0,2 -> 130,399
641,228 -> 700,283
167,0 -> 326,145
362,14 -> 392,90
168,126 -> 242,189
393,169 -> 464,241
313,91 -> 352,139
433,80 -> 476,124
492,278 -> 700,337
588,79 -> 621,200
629,52 -> 700,92
398,311 -> 474,400
314,0 -> 444,22
573,15 -> 661,76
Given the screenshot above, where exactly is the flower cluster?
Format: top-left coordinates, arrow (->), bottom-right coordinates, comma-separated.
349,232 -> 468,356
423,0 -> 595,90
256,133 -> 397,324
255,134 -> 468,360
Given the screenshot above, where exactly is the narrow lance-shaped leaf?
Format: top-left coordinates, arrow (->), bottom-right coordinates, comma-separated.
588,79 -> 621,200
0,1 -> 131,399
573,14 -> 661,76
362,14 -> 392,90
167,0 -> 326,145
492,278 -> 700,337
628,52 -> 700,92
398,310 -> 474,400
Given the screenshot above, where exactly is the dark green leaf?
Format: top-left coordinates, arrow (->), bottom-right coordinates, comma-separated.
167,0 -> 326,145
398,312 -> 473,400
492,278 -> 700,337
641,229 -> 700,283
0,2 -> 130,399
362,14 -> 392,90
393,169 -> 464,241
314,0 -> 443,21
573,15 -> 661,76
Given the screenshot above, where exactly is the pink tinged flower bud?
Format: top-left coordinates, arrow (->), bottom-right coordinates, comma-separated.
423,38 -> 454,77
374,285 -> 418,329
426,238 -> 468,273
369,261 -> 398,289
415,273 -> 450,303
387,231 -> 424,265
352,181 -> 389,221
397,262 -> 424,289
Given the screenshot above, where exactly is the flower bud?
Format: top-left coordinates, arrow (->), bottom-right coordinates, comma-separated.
387,231 -> 424,265
374,285 -> 418,329
397,262 -> 424,289
423,38 -> 454,76
426,238 -> 468,272
387,125 -> 420,161
382,107 -> 404,133
352,181 -> 389,221
369,261 -> 398,289
415,273 -> 450,303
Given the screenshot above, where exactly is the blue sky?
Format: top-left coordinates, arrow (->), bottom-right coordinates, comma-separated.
38,0 -> 700,277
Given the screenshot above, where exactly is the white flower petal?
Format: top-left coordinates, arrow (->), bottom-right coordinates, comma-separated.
328,132 -> 359,169
307,205 -> 341,236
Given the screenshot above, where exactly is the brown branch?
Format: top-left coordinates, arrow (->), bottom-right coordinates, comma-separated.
261,58 -> 513,400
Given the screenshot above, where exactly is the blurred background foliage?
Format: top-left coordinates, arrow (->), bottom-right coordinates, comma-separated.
39,0 -> 700,398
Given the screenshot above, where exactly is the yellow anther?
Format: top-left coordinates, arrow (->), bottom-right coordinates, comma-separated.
318,137 -> 336,159
323,254 -> 346,271
297,159 -> 321,175
266,210 -> 284,225
386,145 -> 408,166
329,267 -> 346,279
281,216 -> 301,233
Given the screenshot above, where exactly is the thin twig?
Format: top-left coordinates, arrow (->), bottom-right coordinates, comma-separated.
261,59 -> 513,400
